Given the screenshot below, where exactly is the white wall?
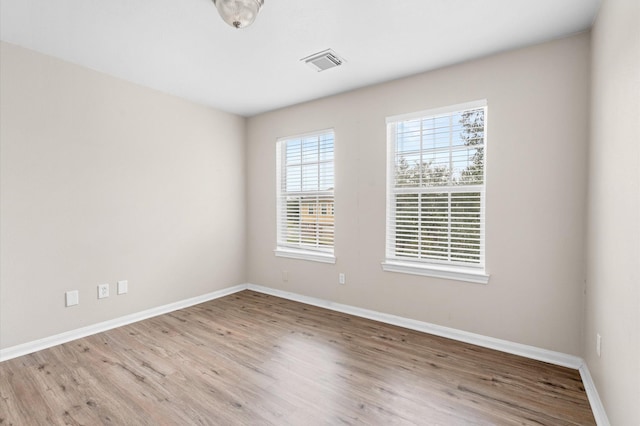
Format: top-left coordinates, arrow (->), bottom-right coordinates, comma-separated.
247,34 -> 590,355
0,42 -> 247,349
585,0 -> 640,423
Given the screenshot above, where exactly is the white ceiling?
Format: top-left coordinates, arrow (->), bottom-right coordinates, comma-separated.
0,0 -> 601,117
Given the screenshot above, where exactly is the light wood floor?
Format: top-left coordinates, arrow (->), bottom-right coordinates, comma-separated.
0,290 -> 595,425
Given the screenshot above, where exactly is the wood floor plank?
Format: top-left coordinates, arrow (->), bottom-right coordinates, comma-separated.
0,290 -> 595,425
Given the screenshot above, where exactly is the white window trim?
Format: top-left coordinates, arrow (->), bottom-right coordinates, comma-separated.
385,99 -> 488,124
275,129 -> 336,264
274,247 -> 336,264
384,100 -> 489,283
381,260 -> 489,284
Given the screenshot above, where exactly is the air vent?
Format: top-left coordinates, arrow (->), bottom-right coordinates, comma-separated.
301,49 -> 345,72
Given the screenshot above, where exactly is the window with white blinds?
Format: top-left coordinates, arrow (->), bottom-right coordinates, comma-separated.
276,130 -> 335,263
383,101 -> 488,283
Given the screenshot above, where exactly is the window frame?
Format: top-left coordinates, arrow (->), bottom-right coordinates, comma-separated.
382,100 -> 489,284
275,129 -> 336,264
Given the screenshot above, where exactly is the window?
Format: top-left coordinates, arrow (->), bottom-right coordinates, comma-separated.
276,130 -> 335,263
383,101 -> 489,283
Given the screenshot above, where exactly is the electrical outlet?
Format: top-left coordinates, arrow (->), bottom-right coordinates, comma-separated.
282,270 -> 289,282
65,290 -> 79,307
339,273 -> 345,285
98,283 -> 109,299
596,333 -> 602,357
117,280 -> 128,295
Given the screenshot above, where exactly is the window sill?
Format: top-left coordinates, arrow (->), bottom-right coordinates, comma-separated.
275,247 -> 336,264
381,260 -> 489,284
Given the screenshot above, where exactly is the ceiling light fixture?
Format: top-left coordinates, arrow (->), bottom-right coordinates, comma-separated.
212,0 -> 265,29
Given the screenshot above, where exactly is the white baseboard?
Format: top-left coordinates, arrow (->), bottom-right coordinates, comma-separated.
0,284 -> 248,362
247,283 -> 582,368
246,283 -> 609,425
579,363 -> 611,426
0,282 -> 609,425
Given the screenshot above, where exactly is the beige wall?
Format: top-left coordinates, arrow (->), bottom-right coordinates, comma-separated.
586,0 -> 640,423
0,42 -> 247,349
2,13 -> 637,420
247,34 -> 590,355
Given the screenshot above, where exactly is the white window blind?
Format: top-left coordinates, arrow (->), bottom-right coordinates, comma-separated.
276,130 -> 335,259
385,101 -> 487,277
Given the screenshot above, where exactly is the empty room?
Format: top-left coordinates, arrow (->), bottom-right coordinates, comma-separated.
0,0 -> 638,424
